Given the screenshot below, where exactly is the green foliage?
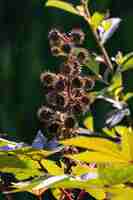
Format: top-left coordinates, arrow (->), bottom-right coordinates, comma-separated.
45,0 -> 79,15
0,0 -> 133,200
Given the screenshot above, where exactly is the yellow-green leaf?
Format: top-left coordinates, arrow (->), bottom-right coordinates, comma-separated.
121,52 -> 133,71
84,113 -> 94,131
91,12 -> 105,29
41,159 -> 64,175
115,126 -> 133,161
61,136 -> 121,156
45,0 -> 79,15
86,188 -> 106,200
68,151 -> 128,164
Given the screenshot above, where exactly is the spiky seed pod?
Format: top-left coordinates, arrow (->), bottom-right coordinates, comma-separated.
69,29 -> 85,45
48,122 -> 61,134
76,48 -> 89,65
37,106 -> 53,123
61,43 -> 73,54
83,78 -> 95,91
46,92 -> 67,109
72,77 -> 84,89
40,72 -> 57,87
60,62 -> 73,75
48,29 -> 63,47
50,46 -> 63,57
55,75 -> 67,92
72,102 -> 83,114
80,95 -> 90,105
64,115 -> 77,129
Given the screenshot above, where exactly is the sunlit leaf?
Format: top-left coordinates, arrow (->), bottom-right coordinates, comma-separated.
84,112 -> 94,131
68,151 -> 128,164
91,12 -> 105,29
123,92 -> 133,101
99,164 -> 133,185
103,127 -> 117,138
115,126 -> 133,161
0,154 -> 41,180
61,136 -> 121,156
108,72 -> 122,93
41,159 -> 64,175
45,0 -> 79,15
85,57 -> 99,75
72,164 -> 97,176
121,52 -> 133,71
86,188 -> 106,200
98,18 -> 121,44
5,175 -> 69,195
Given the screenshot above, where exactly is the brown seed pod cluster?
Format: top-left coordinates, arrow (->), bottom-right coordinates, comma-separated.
37,29 -> 95,139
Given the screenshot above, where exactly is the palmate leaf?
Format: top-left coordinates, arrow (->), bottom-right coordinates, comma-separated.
121,52 -> 133,71
68,151 -> 128,164
0,154 -> 41,180
99,164 -> 133,185
41,159 -> 64,175
85,57 -> 100,75
109,187 -> 133,200
91,12 -> 105,29
60,136 -> 122,156
115,126 -> 133,161
84,112 -> 94,131
5,175 -> 69,195
45,0 -> 79,15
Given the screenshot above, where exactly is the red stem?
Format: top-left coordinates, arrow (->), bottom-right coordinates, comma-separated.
60,189 -> 74,200
77,190 -> 87,200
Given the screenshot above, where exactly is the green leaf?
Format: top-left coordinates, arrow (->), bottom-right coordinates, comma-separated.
61,136 -> 122,156
108,72 -> 122,93
85,57 -> 99,75
45,0 -> 79,15
41,159 -> 64,175
110,187 -> 133,200
86,188 -> 106,200
68,151 -> 128,164
91,12 -> 105,29
103,127 -> 117,138
72,164 -> 97,176
99,164 -> 133,185
84,112 -> 94,131
6,175 -> 69,195
121,52 -> 133,71
115,126 -> 133,161
0,154 -> 42,180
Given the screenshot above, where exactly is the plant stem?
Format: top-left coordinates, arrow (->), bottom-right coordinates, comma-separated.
81,0 -> 113,70
60,189 -> 74,200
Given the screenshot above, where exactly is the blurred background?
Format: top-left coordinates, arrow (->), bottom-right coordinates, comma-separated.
0,0 -> 133,199
0,0 -> 132,143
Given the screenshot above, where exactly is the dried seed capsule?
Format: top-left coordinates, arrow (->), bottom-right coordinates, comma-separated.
83,78 -> 95,91
64,116 -> 77,129
48,122 -> 60,134
60,62 -> 73,75
61,43 -> 73,54
72,77 -> 83,89
76,48 -> 89,65
55,75 -> 66,92
72,102 -> 83,114
37,106 -> 53,123
80,95 -> 90,105
48,29 -> 63,47
46,92 -> 67,109
51,46 -> 62,57
40,72 -> 57,87
69,29 -> 85,45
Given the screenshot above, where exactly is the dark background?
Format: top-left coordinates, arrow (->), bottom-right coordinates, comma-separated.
0,0 -> 133,198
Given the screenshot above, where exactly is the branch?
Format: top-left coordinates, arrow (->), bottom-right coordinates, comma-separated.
81,0 -> 113,70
